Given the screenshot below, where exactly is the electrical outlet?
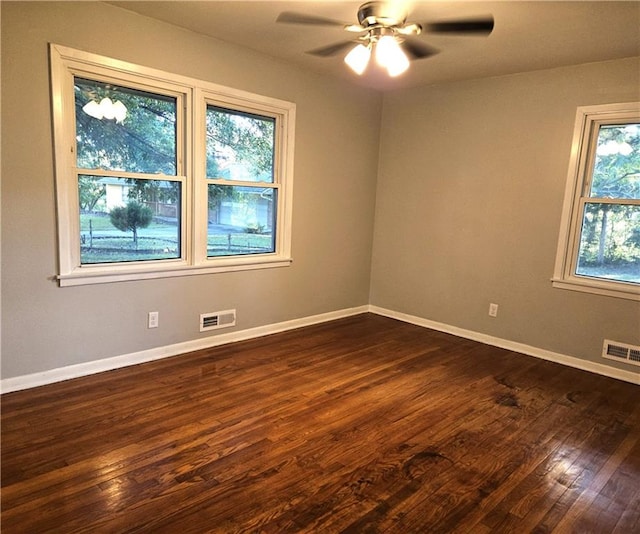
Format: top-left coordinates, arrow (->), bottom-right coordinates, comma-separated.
148,311 -> 159,329
488,303 -> 499,317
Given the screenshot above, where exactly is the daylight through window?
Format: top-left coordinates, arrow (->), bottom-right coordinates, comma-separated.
553,103 -> 640,300
50,44 -> 295,286
75,79 -> 182,265
205,106 -> 277,257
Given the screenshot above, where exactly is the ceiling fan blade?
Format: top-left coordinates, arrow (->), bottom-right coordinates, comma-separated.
306,41 -> 358,57
426,17 -> 494,35
277,11 -> 347,27
401,39 -> 439,60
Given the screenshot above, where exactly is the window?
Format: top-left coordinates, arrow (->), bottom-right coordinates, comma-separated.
205,105 -> 277,257
74,78 -> 182,265
553,102 -> 640,300
50,44 -> 295,286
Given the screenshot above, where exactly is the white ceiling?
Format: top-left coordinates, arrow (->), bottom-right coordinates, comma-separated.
109,1 -> 640,91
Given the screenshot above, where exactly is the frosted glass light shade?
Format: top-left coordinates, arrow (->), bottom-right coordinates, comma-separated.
82,100 -> 103,120
375,36 -> 398,67
344,44 -> 371,75
99,98 -> 116,120
375,35 -> 409,77
112,100 -> 127,123
386,48 -> 410,77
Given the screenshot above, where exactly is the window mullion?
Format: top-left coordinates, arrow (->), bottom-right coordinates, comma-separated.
178,90 -> 191,265
192,87 -> 208,265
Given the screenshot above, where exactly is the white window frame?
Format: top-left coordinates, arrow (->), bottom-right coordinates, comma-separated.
50,44 -> 295,286
553,102 -> 640,301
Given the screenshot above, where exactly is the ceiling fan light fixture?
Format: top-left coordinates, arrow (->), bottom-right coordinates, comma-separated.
276,2 -> 495,81
344,43 -> 371,75
83,97 -> 127,123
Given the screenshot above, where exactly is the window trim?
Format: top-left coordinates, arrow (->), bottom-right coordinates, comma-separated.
50,44 -> 295,286
552,102 -> 640,301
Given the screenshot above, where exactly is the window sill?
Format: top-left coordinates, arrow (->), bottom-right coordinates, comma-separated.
551,277 -> 640,301
58,257 -> 293,287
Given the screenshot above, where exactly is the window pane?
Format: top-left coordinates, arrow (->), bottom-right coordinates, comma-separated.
591,124 -> 640,199
576,202 -> 640,284
79,176 -> 181,264
206,106 -> 275,183
207,185 -> 276,257
75,78 -> 177,175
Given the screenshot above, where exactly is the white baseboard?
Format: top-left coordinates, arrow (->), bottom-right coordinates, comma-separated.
3,304 -> 637,393
369,306 -> 640,385
0,305 -> 369,393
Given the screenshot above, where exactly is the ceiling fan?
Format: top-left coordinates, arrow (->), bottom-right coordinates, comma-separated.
276,1 -> 494,77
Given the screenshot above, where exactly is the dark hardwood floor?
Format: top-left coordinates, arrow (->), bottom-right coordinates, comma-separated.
2,313 -> 639,533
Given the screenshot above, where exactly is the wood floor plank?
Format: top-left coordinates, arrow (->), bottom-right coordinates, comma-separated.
2,313 -> 638,533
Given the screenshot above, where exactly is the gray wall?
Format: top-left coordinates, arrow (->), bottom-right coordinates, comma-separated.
371,58 -> 640,371
2,2 -> 639,382
1,2 -> 381,378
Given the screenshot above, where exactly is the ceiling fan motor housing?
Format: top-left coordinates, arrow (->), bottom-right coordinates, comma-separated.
357,2 -> 407,28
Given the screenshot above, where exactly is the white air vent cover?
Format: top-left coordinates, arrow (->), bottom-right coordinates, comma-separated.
602,339 -> 640,367
200,309 -> 236,332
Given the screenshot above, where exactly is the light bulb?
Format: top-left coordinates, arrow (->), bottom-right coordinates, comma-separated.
344,44 -> 371,75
